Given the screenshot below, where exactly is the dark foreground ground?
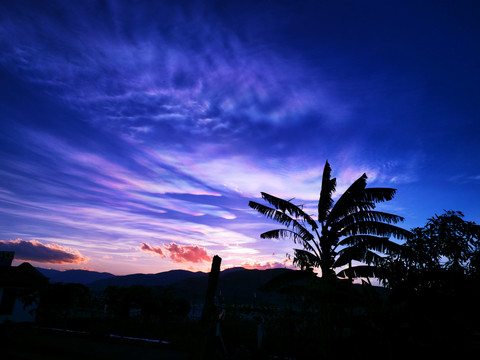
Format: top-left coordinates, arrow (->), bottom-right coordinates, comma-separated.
0,325 -> 480,360
1,324 -> 189,360
3,318 -> 480,360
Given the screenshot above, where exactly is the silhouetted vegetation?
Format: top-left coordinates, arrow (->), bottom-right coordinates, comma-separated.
3,164 -> 480,359
381,210 -> 480,289
248,161 -> 414,358
245,162 -> 480,359
249,160 -> 412,281
3,246 -> 480,359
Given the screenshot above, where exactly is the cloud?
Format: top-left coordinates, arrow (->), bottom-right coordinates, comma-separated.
0,0 -> 350,151
0,1 -> 428,276
140,242 -> 165,257
241,259 -> 294,270
164,243 -> 211,263
0,239 -> 87,264
140,242 -> 211,263
448,174 -> 480,184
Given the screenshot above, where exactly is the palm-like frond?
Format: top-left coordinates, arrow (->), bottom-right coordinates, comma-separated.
261,229 -> 317,254
318,161 -> 337,223
333,247 -> 360,268
261,229 -> 305,242
335,202 -> 378,218
249,201 -> 315,241
328,173 -> 368,221
337,265 -> 386,279
337,235 -> 405,256
331,211 -> 405,233
293,248 -> 321,269
329,188 -> 399,227
260,192 -> 318,230
334,247 -> 385,268
362,250 -> 386,265
249,201 -> 293,226
338,234 -> 389,246
346,211 -> 404,224
339,221 -> 413,240
362,188 -> 397,203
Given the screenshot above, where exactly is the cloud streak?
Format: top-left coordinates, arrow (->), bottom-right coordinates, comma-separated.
1,1 -> 478,275
0,0 -> 352,157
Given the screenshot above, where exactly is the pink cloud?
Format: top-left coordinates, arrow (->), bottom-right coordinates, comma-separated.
140,242 -> 210,263
140,242 -> 165,257
163,243 -> 211,263
0,239 -> 87,264
241,259 -> 294,270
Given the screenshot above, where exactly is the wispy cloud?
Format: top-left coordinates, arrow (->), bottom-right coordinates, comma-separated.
0,1 -> 351,150
3,1 -> 460,275
448,174 -> 480,184
0,123 -> 416,274
0,239 -> 87,264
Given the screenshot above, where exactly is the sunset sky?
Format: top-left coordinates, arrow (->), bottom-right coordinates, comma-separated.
1,1 -> 480,275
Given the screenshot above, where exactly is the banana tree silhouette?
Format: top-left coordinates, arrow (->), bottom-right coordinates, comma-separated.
249,161 -> 412,281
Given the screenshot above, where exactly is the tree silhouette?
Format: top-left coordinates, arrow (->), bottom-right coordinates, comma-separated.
378,211 -> 480,356
249,161 -> 412,281
424,210 -> 478,272
381,210 -> 480,289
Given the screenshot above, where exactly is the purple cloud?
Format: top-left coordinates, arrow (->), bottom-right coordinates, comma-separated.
1,1 -> 479,276
0,239 -> 87,264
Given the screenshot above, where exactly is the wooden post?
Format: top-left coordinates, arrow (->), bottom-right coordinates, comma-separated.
195,255 -> 222,360
201,255 -> 221,323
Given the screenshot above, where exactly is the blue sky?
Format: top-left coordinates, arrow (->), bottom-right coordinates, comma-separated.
1,0 -> 479,275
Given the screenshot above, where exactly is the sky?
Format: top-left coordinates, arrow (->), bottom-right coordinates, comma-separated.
1,0 -> 480,275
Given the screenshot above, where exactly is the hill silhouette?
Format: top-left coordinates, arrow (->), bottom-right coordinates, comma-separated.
37,268 -> 115,285
172,267 -> 292,305
88,269 -> 207,290
35,266 -> 295,305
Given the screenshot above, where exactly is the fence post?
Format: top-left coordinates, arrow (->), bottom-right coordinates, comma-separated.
196,255 -> 222,359
201,255 -> 221,324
